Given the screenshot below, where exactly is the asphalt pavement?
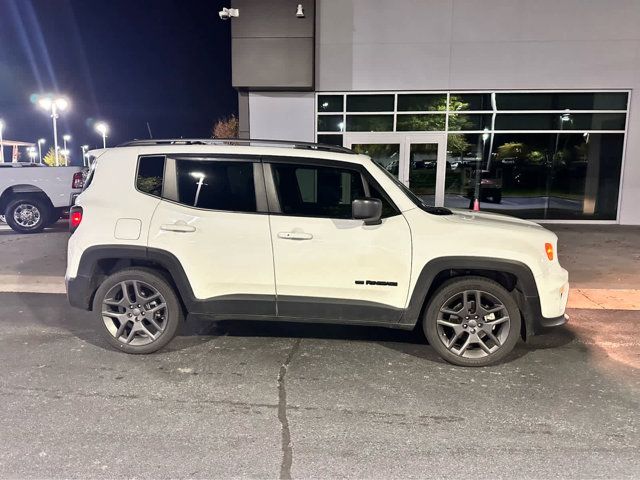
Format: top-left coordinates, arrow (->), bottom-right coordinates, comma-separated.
0,223 -> 639,479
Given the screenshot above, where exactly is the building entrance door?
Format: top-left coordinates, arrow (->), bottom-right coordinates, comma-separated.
343,132 -> 447,206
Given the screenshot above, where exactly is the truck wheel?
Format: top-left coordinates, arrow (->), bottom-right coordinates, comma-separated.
93,268 -> 183,354
4,197 -> 50,234
423,276 -> 521,367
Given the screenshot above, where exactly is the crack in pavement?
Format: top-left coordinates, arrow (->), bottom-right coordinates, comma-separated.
277,338 -> 301,480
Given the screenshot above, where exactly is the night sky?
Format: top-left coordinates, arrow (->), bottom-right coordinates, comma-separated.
0,0 -> 236,163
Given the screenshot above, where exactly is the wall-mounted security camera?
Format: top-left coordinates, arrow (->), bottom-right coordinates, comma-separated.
219,7 -> 239,20
296,4 -> 305,18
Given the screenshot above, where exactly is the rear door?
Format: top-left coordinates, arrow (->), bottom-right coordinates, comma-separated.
147,155 -> 275,317
265,157 -> 412,324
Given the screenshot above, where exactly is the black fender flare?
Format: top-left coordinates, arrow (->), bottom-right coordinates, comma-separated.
400,256 -> 542,337
68,245 -> 198,311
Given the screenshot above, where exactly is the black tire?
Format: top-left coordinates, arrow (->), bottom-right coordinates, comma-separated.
92,268 -> 183,354
4,197 -> 50,234
423,276 -> 521,367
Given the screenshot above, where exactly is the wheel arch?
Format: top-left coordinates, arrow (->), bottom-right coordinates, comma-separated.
401,256 -> 541,339
68,245 -> 196,313
0,185 -> 54,213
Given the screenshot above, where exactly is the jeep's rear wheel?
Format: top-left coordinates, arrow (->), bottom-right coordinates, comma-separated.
93,268 -> 182,354
423,276 -> 521,367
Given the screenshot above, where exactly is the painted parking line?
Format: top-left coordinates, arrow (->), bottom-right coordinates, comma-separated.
0,275 -> 66,294
568,288 -> 640,310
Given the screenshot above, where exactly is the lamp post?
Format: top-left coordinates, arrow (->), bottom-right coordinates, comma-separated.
38,96 -> 69,166
0,119 -> 5,163
95,122 -> 108,148
37,138 -> 45,163
61,149 -> 70,166
472,129 -> 490,212
63,134 -> 71,151
81,145 -> 88,167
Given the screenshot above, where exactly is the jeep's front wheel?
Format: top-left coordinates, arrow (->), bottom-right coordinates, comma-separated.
93,268 -> 183,354
423,276 -> 521,367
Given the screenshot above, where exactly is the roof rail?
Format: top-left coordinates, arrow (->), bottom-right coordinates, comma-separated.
116,138 -> 355,155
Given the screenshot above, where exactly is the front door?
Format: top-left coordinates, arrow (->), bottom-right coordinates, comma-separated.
265,158 -> 412,324
343,132 -> 447,206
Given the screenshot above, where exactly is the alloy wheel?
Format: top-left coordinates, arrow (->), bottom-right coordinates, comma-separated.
101,280 -> 168,346
436,289 -> 510,359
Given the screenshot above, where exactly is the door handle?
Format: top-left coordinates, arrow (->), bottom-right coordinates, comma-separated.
160,222 -> 196,233
278,231 -> 313,240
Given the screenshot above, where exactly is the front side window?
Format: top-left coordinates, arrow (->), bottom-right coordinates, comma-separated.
271,163 -> 365,219
136,156 -> 165,197
174,159 -> 256,213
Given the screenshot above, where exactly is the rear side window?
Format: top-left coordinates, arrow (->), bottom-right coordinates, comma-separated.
175,159 -> 256,212
136,156 -> 165,197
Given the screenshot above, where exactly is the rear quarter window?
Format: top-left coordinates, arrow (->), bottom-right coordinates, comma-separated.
136,156 -> 165,197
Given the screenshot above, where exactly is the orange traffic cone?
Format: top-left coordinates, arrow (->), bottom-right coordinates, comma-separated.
473,198 -> 480,211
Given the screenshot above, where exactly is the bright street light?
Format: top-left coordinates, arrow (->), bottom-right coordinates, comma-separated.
37,138 -> 45,163
0,119 -> 4,163
95,122 -> 109,148
38,95 -> 70,166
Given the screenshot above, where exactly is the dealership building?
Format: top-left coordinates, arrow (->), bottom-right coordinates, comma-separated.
229,0 -> 640,224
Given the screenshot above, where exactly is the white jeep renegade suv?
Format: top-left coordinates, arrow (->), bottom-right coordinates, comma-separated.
66,139 -> 569,367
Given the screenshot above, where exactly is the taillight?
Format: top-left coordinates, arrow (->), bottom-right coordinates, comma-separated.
69,206 -> 83,233
545,242 -> 554,261
72,171 -> 84,189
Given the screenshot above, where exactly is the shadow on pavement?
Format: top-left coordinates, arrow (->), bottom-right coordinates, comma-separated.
3,291 -> 576,365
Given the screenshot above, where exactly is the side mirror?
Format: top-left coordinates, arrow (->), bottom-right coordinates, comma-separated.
352,198 -> 382,226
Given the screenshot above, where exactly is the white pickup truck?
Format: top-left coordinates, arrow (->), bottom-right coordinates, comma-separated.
0,162 -> 85,233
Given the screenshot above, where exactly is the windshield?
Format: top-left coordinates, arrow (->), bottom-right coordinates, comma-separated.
371,160 -> 452,215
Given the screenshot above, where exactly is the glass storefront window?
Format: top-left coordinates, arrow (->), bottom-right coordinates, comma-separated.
447,114 -> 492,131
346,94 -> 394,112
450,94 -> 493,111
396,114 -> 445,131
346,115 -> 393,131
496,92 -> 628,110
397,94 -> 447,111
318,95 -> 343,112
317,134 -> 343,146
494,113 -> 626,131
317,115 -> 344,132
318,90 -> 628,221
444,133 -> 624,220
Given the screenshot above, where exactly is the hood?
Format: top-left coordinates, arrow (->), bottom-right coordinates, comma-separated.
444,208 -> 546,231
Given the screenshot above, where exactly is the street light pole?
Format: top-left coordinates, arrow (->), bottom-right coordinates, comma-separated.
37,138 -> 45,164
38,96 -> 69,167
81,145 -> 88,166
51,103 -> 59,166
